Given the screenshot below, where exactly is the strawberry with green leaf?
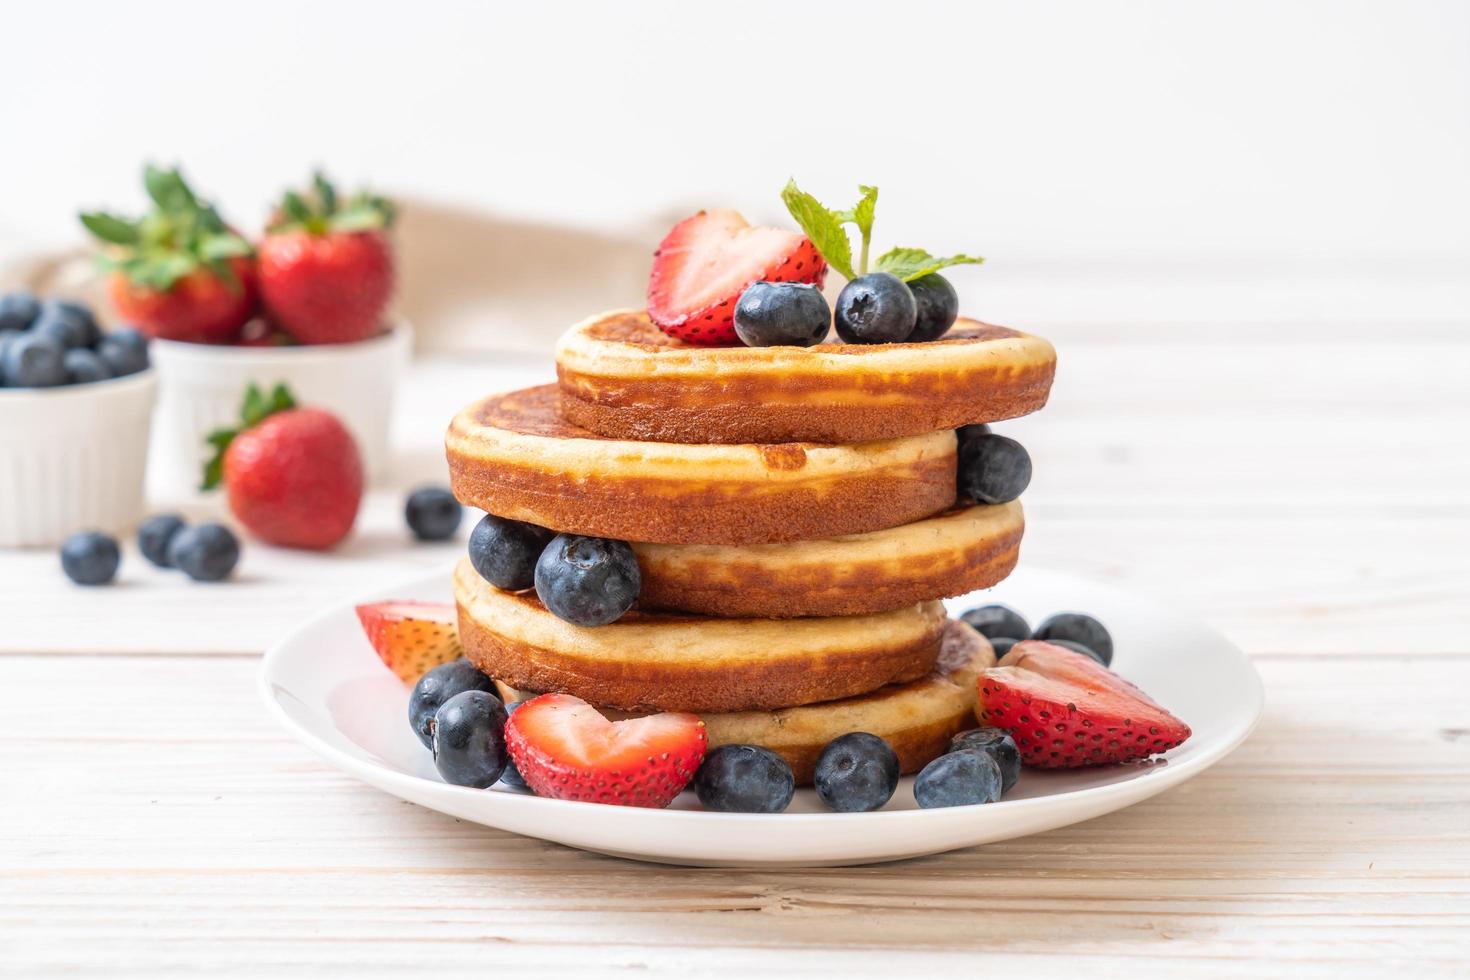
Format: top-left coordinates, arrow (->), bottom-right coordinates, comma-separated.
80,165 -> 257,343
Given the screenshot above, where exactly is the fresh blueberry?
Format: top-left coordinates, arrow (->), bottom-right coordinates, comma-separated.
905,273 -> 959,343
957,423 -> 991,443
63,348 -> 111,385
833,272 -> 917,344
95,328 -> 150,377
405,486 -> 463,541
959,603 -> 1030,642
1033,612 -> 1113,666
0,291 -> 40,332
813,732 -> 900,812
467,514 -> 554,591
498,700 -> 530,790
60,531 -> 121,586
694,744 -> 796,813
989,636 -> 1020,658
957,433 -> 1032,504
949,726 -> 1022,794
408,658 -> 497,749
733,281 -> 830,347
1,332 -> 66,387
534,533 -> 641,626
0,330 -> 21,383
137,514 -> 187,568
1046,638 -> 1108,667
914,750 -> 1003,808
31,301 -> 95,350
432,689 -> 509,788
168,523 -> 240,582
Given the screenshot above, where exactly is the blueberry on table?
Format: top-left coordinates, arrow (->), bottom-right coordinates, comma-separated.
498,701 -> 531,790
813,732 -> 900,812
914,750 -> 1003,808
137,514 -> 188,568
905,273 -> 959,343
0,291 -> 40,332
959,603 -> 1030,642
467,514 -> 554,592
432,689 -> 509,788
95,328 -> 150,378
1,332 -> 66,387
168,523 -> 241,582
733,281 -> 831,348
63,348 -> 111,385
409,658 -> 497,749
405,486 -> 463,541
1033,612 -> 1114,666
833,273 -> 917,344
694,744 -> 796,813
957,433 -> 1032,504
60,531 -> 121,586
949,726 -> 1022,794
534,533 -> 641,627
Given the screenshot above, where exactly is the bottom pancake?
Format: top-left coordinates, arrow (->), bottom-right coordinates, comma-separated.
496,620 -> 994,785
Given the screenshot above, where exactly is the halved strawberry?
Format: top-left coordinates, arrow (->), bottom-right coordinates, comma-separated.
647,209 -> 826,345
505,693 -> 707,807
977,641 -> 1191,768
355,601 -> 463,684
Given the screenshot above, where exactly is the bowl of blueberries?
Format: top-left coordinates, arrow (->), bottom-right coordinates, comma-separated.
0,290 -> 155,548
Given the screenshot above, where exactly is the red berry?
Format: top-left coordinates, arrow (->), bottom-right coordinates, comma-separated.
355,601 -> 463,683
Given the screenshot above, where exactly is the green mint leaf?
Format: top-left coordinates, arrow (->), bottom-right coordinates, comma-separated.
781,179 -> 855,280
835,185 -> 879,274
79,212 -> 140,245
874,247 -> 985,282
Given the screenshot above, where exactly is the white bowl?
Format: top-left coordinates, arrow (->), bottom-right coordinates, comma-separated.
149,320 -> 411,496
0,370 -> 157,548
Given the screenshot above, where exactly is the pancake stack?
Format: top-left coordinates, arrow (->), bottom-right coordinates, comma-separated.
445,308 -> 1056,783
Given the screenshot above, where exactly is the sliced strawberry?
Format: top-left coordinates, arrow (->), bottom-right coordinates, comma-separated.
505,693 -> 707,807
355,601 -> 463,684
647,209 -> 826,345
977,641 -> 1191,768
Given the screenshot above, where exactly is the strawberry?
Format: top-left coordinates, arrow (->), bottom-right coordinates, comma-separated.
81,165 -> 257,343
356,601 -> 463,683
505,693 -> 707,808
202,382 -> 363,550
647,209 -> 826,345
977,641 -> 1192,769
257,172 -> 395,345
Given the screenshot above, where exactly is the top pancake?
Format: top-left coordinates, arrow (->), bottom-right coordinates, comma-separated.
555,309 -> 1057,444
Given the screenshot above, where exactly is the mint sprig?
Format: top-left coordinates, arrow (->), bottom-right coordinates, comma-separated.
780,180 -> 854,279
874,247 -> 984,281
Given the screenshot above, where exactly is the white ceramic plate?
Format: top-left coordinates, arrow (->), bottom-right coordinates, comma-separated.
260,565 -> 1263,867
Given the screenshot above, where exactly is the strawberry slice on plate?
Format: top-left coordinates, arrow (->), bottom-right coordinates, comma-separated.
506,693 -> 707,807
647,209 -> 826,345
977,641 -> 1191,768
355,601 -> 463,684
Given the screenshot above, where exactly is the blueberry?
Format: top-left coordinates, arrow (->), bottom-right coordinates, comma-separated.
1048,638 -> 1107,666
1,332 -> 66,387
989,636 -> 1020,658
63,348 -> 111,385
957,433 -> 1032,504
137,514 -> 187,568
405,486 -> 463,541
905,273 -> 959,343
31,300 -> 95,350
168,523 -> 240,582
0,330 -> 21,382
0,291 -> 40,332
694,744 -> 796,813
957,423 -> 991,443
467,514 -> 554,591
733,281 -> 830,347
498,701 -> 531,790
914,750 -> 1003,808
96,328 -> 150,377
432,689 -> 509,788
833,272 -> 917,344
812,732 -> 900,812
949,726 -> 1022,794
408,658 -> 497,749
1033,612 -> 1113,666
60,531 -> 121,586
534,533 -> 641,626
959,603 -> 1030,642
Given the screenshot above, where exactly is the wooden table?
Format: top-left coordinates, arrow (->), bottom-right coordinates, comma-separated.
3,321 -> 1468,977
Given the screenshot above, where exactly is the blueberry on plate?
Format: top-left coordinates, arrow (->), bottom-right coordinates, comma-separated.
168,523 -> 241,582
1,332 -> 67,388
96,328 -> 150,378
733,281 -> 830,347
1032,612 -> 1113,666
959,603 -> 1030,642
498,701 -> 531,790
905,273 -> 959,343
833,272 -> 917,344
31,300 -> 96,350
957,433 -> 1032,504
60,531 -> 121,586
432,689 -> 509,788
63,348 -> 111,385
137,514 -> 188,568
694,744 -> 796,813
988,636 -> 1020,658
404,486 -> 463,541
0,291 -> 40,332
914,749 -> 1003,808
956,422 -> 991,443
949,726 -> 1022,794
534,533 -> 641,627
408,658 -> 497,749
813,732 -> 900,812
467,513 -> 555,591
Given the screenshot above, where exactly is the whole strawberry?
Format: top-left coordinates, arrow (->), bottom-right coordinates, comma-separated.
258,172 -> 395,345
81,165 -> 256,343
203,383 -> 363,550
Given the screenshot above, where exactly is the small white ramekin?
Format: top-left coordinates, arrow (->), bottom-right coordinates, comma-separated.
148,319 -> 412,496
0,370 -> 158,548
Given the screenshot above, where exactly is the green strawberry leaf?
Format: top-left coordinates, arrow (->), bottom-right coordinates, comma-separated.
144,165 -> 197,214
198,233 -> 253,262
282,191 -> 314,226
313,170 -> 338,214
781,179 -> 855,280
202,383 -> 299,491
329,203 -> 389,233
874,247 -> 985,282
79,212 -> 140,245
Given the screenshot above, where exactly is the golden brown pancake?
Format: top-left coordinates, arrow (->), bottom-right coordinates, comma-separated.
555,309 -> 1057,444
445,384 -> 957,546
